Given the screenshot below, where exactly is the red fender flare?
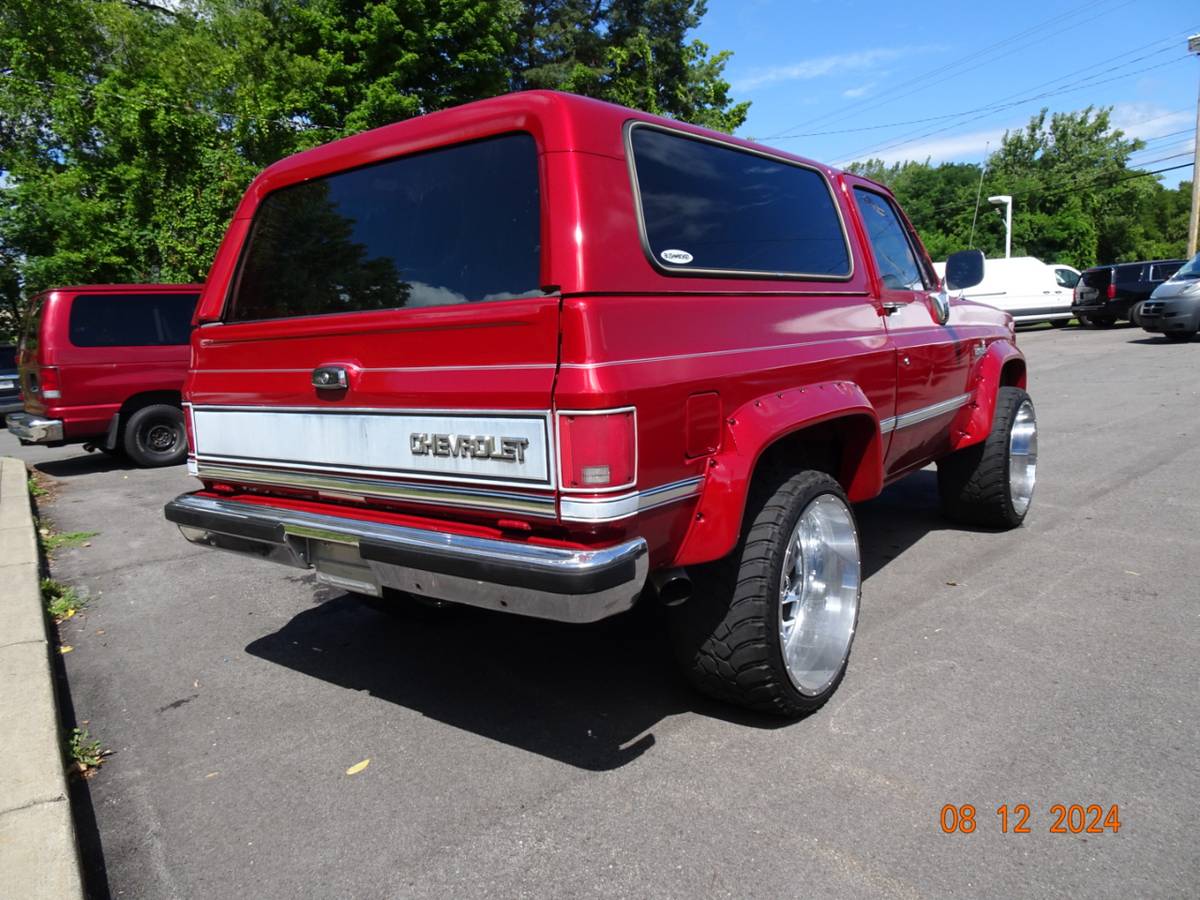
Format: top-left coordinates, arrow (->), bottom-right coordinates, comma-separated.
951,339 -> 1026,451
673,380 -> 885,567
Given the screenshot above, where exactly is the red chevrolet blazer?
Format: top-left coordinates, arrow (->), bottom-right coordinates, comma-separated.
165,92 -> 1035,717
9,284 -> 202,466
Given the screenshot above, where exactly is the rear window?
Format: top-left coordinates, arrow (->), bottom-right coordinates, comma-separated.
1081,268 -> 1112,289
0,346 -> 15,370
227,133 -> 542,322
68,293 -> 199,347
628,125 -> 851,279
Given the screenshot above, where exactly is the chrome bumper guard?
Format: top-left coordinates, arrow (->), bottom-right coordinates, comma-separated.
6,411 -> 64,443
164,493 -> 649,624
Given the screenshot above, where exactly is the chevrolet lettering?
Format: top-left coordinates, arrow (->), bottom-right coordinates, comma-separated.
410,433 -> 530,463
165,91 -> 1037,719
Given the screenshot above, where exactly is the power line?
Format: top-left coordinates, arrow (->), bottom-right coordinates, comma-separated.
769,30 -> 1195,142
839,55 -> 1190,164
762,0 -> 1139,139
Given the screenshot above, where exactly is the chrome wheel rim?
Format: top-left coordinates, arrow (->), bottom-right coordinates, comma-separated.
778,493 -> 862,696
1008,400 -> 1037,516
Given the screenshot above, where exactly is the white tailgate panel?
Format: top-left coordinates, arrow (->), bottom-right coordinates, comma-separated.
192,407 -> 552,486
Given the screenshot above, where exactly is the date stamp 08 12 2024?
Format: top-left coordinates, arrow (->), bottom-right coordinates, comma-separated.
940,805 -> 1121,834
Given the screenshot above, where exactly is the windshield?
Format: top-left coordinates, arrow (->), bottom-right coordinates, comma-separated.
1171,253 -> 1200,280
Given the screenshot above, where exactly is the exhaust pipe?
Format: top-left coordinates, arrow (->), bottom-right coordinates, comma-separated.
650,568 -> 692,607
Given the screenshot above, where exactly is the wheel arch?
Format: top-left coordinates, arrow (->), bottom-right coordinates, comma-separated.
673,381 -> 885,567
106,390 -> 184,448
950,339 -> 1026,452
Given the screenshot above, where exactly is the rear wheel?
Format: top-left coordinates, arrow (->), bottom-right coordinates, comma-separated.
1049,319 -> 1070,328
938,387 -> 1037,528
122,404 -> 186,467
1091,316 -> 1117,328
669,470 -> 861,718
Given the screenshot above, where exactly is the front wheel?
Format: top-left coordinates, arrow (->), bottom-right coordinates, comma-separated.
669,470 -> 862,718
1164,331 -> 1195,343
938,387 -> 1037,528
122,404 -> 186,467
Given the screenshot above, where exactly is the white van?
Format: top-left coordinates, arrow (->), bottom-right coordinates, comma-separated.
933,256 -> 1079,325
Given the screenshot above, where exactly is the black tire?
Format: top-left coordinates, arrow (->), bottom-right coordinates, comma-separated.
122,404 -> 186,467
1049,319 -> 1070,328
1129,302 -> 1144,327
1092,316 -> 1117,328
937,387 -> 1036,529
1164,331 -> 1194,343
668,470 -> 861,718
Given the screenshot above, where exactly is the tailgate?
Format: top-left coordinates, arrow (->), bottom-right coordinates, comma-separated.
187,132 -> 561,519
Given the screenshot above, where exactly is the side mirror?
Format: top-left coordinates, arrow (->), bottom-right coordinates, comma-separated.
945,249 -> 985,291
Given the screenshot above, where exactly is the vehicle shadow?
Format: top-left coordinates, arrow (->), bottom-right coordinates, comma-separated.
1125,336 -> 1194,345
244,470 -> 966,771
33,453 -> 139,477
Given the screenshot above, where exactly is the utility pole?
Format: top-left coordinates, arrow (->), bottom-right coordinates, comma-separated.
1188,34 -> 1200,257
989,195 -> 1013,258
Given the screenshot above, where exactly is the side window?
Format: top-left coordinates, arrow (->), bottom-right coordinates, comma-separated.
628,126 -> 852,278
1151,262 -> 1181,281
1054,268 -> 1079,289
853,188 -> 927,291
69,294 -> 199,347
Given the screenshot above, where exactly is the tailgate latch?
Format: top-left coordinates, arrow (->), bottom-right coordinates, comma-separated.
312,366 -> 348,389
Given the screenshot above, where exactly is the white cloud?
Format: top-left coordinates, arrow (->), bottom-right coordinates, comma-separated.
840,126 -> 1010,168
842,83 -> 874,99
1109,103 -> 1194,141
733,48 -> 933,92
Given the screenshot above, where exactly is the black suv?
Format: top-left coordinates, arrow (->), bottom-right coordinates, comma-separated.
1072,259 -> 1185,326
0,344 -> 22,421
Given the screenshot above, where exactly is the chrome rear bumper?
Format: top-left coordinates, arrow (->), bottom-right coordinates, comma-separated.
164,493 -> 648,623
6,412 -> 64,443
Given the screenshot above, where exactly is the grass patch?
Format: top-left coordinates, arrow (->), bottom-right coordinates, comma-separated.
27,473 -> 48,498
42,578 -> 85,622
67,727 -> 108,777
42,529 -> 98,553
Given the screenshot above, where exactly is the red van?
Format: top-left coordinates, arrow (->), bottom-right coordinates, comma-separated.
164,92 -> 1034,716
8,284 -> 202,466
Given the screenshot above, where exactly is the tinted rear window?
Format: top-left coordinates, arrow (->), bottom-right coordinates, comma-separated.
68,293 -> 199,347
629,125 -> 851,278
0,346 -> 15,370
227,133 -> 542,322
1081,269 -> 1111,288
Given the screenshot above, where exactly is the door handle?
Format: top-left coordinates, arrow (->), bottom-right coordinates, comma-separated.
881,300 -> 909,314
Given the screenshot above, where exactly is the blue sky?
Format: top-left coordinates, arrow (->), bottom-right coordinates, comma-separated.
697,0 -> 1197,187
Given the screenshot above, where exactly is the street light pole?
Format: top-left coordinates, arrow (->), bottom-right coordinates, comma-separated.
1187,34 -> 1200,257
989,195 -> 1013,259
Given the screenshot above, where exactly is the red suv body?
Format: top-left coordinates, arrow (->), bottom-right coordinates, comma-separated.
165,92 -> 1035,716
9,284 -> 202,466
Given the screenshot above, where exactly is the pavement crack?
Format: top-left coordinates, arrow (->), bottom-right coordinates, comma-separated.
0,794 -> 68,818
0,637 -> 47,651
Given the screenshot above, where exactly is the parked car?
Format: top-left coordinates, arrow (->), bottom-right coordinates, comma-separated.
0,344 -> 22,421
932,256 -> 1078,326
1072,259 -> 1185,326
7,284 -> 202,466
163,91 -> 1035,718
1139,252 -> 1200,342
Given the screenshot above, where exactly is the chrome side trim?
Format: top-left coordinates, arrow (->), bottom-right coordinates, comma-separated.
560,476 -> 704,523
882,393 -> 972,435
195,462 -> 557,518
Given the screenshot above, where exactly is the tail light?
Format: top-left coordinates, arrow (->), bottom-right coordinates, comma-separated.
1106,283 -> 1116,300
36,366 -> 61,399
557,409 -> 636,490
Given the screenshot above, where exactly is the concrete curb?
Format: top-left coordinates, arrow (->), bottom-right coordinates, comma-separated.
0,457 -> 85,899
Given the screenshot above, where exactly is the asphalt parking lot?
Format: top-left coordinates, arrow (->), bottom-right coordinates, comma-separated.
7,324 -> 1199,899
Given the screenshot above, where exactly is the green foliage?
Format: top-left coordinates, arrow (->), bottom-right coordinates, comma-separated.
849,108 -> 1191,269
42,577 -> 84,621
67,727 -> 107,773
0,0 -> 748,337
27,474 -> 47,498
42,529 -> 99,554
